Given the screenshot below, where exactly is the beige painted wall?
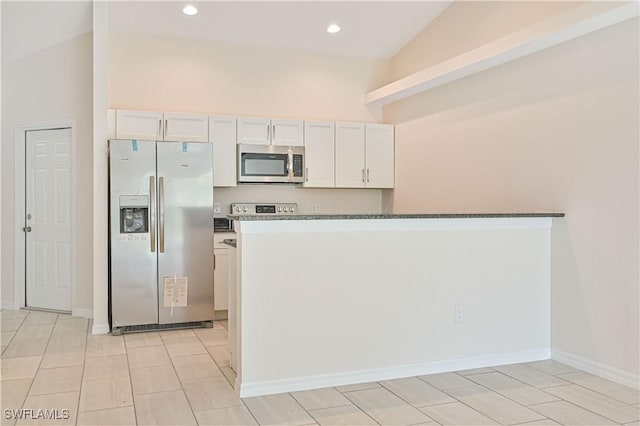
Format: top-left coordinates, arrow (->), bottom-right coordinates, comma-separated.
1,31 -> 94,311
109,32 -> 389,122
391,1 -> 580,80
386,6 -> 639,381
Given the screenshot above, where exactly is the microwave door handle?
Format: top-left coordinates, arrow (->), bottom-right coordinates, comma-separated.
286,150 -> 294,178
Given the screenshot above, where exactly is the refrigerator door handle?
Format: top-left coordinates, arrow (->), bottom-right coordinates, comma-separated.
159,176 -> 165,253
150,176 -> 156,252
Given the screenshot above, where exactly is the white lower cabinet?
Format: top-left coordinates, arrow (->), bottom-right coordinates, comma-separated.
209,115 -> 237,187
214,234 -> 232,312
304,121 -> 335,188
214,248 -> 229,311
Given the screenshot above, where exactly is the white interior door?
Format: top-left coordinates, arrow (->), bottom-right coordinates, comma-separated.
25,128 -> 72,311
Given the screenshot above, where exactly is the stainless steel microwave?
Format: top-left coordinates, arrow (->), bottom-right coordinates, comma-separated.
237,144 -> 304,183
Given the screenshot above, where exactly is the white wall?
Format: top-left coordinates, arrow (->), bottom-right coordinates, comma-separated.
385,4 -> 639,384
1,1 -> 94,312
236,218 -> 552,396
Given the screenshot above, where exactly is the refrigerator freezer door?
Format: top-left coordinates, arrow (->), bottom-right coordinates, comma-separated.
157,142 -> 214,324
109,140 -> 159,327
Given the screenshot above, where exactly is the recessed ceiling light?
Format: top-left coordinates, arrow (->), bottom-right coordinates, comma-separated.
326,24 -> 341,34
183,5 -> 198,16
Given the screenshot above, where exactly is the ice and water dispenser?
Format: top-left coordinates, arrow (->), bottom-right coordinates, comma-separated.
119,195 -> 149,234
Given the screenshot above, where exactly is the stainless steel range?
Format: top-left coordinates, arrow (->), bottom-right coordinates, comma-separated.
231,202 -> 298,215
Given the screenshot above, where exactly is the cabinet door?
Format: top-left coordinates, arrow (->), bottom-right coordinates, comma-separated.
115,110 -> 162,140
237,117 -> 270,145
209,116 -> 237,187
272,119 -> 303,146
304,121 -> 335,188
163,113 -> 209,142
365,124 -> 395,188
335,122 -> 365,188
214,248 -> 229,311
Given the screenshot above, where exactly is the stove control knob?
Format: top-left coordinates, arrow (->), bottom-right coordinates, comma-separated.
289,207 -> 294,212
277,207 -> 282,212
235,206 -> 241,212
242,207 -> 247,212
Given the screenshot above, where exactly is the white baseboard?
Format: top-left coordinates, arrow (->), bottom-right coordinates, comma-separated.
552,349 -> 640,390
239,348 -> 550,397
1,301 -> 18,310
91,323 -> 110,335
71,308 -> 93,319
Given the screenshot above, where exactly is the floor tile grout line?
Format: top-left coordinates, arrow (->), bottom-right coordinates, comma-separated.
528,397 -> 634,425
126,334 -> 140,426
340,384 -> 398,426
192,327 -> 261,426
6,310 -> 35,416
545,377 -> 640,407
540,385 -> 640,424
463,369 -> 566,407
527,360 -> 579,377
73,314 -> 88,425
438,378 -> 546,425
374,379 -> 447,422
164,329 -> 202,424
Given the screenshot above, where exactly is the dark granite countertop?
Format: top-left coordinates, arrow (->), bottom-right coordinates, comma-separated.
228,213 -> 565,221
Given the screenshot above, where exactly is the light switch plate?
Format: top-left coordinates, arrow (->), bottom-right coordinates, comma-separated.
213,203 -> 221,214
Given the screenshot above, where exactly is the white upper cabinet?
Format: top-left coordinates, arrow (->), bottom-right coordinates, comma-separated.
237,116 -> 303,146
365,124 -> 394,188
116,110 -> 162,140
335,122 -> 366,188
335,122 -> 395,189
209,115 -> 237,187
271,119 -> 304,146
237,117 -> 271,145
304,121 -> 335,188
163,112 -> 209,142
114,109 -> 208,142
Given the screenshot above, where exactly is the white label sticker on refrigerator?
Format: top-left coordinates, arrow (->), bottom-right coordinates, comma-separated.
163,277 -> 188,307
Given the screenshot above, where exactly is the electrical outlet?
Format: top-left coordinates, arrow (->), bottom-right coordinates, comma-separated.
315,204 -> 321,213
213,203 -> 221,214
454,305 -> 465,323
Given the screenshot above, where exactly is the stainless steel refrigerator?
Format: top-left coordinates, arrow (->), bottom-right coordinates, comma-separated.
109,139 -> 214,333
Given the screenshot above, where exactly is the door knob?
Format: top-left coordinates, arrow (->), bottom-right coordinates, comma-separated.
23,226 -> 32,232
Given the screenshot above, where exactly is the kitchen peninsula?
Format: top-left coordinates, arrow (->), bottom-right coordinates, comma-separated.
229,213 -> 564,397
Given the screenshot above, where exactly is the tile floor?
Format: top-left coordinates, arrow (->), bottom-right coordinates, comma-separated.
1,309 -> 639,426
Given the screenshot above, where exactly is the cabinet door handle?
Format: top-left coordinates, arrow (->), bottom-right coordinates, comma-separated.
272,124 -> 276,141
165,119 -> 168,136
305,167 -> 309,182
367,168 -> 370,183
361,169 -> 365,183
158,119 -> 162,137
213,254 -> 216,270
267,124 -> 270,141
